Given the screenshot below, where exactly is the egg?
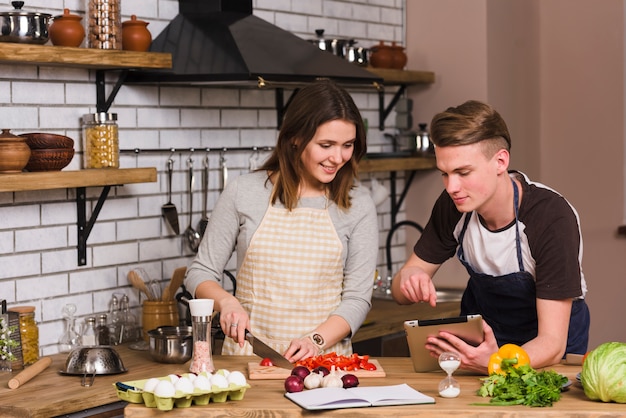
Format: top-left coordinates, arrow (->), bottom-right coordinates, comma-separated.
210,373 -> 229,389
215,368 -> 230,377
227,370 -> 247,386
168,374 -> 180,384
143,377 -> 161,393
193,375 -> 211,391
174,377 -> 194,394
153,380 -> 176,397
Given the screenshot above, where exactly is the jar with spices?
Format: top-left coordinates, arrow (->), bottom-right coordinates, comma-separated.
9,306 -> 39,366
82,112 -> 119,169
81,317 -> 97,346
87,0 -> 122,50
96,314 -> 110,345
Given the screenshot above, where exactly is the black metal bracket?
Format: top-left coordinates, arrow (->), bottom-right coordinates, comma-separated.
96,69 -> 129,113
389,169 -> 417,225
378,84 -> 406,131
76,186 -> 111,266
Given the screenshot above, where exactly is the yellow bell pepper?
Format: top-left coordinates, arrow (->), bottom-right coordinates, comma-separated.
488,343 -> 530,375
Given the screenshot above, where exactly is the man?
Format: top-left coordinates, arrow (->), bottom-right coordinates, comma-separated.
391,100 -> 589,374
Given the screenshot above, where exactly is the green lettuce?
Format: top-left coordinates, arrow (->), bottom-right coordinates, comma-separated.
581,342 -> 626,403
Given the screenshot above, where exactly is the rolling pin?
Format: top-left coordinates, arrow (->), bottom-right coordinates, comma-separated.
8,356 -> 52,389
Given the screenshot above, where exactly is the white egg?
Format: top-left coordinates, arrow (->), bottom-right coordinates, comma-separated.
143,377 -> 161,393
210,373 -> 229,389
174,377 -> 195,394
215,368 -> 230,377
227,370 -> 247,386
153,380 -> 176,397
193,375 -> 211,391
168,374 -> 180,384
185,373 -> 197,382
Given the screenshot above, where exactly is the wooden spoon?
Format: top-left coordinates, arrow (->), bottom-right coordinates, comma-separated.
127,270 -> 152,300
162,267 -> 186,301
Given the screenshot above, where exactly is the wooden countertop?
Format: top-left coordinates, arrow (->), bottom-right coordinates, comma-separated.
0,346 -> 622,417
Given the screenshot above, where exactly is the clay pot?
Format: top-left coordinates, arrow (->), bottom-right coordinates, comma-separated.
49,9 -> 85,47
0,129 -> 31,173
122,15 -> 152,52
369,41 -> 393,69
390,42 -> 407,70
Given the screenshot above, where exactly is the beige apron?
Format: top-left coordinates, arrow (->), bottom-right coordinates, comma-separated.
222,201 -> 352,356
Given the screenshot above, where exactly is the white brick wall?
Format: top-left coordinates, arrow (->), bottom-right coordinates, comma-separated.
0,0 -> 410,355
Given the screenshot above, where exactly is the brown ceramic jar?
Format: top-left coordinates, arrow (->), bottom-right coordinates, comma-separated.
0,129 -> 31,173
49,9 -> 85,47
369,41 -> 393,69
122,15 -> 152,52
390,42 -> 407,70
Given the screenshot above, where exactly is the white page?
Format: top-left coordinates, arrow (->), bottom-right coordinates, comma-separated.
348,384 -> 435,406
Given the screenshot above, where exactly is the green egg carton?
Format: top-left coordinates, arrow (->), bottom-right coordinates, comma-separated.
113,379 -> 147,404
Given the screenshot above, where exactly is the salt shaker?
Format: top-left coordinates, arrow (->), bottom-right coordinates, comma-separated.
188,299 -> 215,374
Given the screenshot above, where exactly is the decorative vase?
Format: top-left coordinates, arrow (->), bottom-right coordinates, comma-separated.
0,129 -> 31,173
49,9 -> 85,47
369,41 -> 393,69
122,15 -> 152,52
390,42 -> 407,70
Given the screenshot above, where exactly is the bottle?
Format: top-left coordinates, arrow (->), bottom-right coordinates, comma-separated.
96,314 -> 110,345
82,112 -> 119,169
87,0 -> 122,50
120,294 -> 138,343
81,317 -> 97,346
188,299 -> 215,374
58,303 -> 81,353
108,295 -> 122,345
9,306 -> 39,366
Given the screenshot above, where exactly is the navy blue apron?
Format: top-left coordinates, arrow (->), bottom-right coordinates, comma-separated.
458,180 -> 589,354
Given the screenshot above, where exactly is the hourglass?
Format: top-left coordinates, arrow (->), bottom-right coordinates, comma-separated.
438,351 -> 461,398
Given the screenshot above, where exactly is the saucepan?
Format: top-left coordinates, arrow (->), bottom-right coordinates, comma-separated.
0,1 -> 51,44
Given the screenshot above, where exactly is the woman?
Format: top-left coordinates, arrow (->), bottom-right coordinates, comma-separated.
185,80 -> 378,363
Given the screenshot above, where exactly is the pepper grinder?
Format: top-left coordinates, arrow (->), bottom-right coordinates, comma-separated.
188,299 -> 215,374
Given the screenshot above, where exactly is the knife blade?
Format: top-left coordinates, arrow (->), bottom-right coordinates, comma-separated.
245,329 -> 293,369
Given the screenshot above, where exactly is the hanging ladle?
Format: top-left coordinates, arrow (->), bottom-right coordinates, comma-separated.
184,157 -> 201,253
196,154 -> 209,238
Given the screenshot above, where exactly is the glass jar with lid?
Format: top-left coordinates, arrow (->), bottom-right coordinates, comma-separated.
9,306 -> 39,366
82,112 -> 119,169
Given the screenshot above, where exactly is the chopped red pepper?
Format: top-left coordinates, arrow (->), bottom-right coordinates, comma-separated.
296,352 -> 376,372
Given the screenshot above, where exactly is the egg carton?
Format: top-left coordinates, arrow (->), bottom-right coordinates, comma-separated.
114,370 -> 250,411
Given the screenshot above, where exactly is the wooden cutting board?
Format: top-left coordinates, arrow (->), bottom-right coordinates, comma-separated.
248,359 -> 386,380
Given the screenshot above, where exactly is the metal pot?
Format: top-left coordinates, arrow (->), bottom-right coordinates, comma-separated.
308,29 -> 348,58
148,326 -> 193,364
346,40 -> 368,66
0,1 -> 51,44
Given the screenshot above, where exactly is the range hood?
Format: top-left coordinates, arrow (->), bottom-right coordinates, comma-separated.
125,0 -> 382,86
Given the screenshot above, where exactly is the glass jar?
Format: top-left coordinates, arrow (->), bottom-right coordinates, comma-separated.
82,112 -> 119,169
97,314 -> 110,345
87,0 -> 122,50
82,317 -> 97,346
10,306 -> 39,366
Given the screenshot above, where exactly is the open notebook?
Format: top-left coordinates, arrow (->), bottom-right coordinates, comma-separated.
285,383 -> 435,410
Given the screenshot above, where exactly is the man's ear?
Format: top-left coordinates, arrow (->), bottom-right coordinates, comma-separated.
494,148 -> 510,174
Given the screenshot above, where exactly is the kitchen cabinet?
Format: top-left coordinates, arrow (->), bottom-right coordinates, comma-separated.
0,43 -> 171,265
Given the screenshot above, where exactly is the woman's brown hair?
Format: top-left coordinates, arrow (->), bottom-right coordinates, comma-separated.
259,79 -> 367,210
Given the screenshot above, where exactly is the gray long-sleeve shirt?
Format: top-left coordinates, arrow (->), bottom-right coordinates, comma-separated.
185,170 -> 379,336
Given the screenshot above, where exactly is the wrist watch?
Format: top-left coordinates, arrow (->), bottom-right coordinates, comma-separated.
307,332 -> 325,353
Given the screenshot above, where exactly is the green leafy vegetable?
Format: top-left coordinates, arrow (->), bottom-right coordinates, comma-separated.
581,341 -> 626,403
476,363 -> 568,407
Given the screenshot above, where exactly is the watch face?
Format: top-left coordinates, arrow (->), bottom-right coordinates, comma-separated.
312,333 -> 324,346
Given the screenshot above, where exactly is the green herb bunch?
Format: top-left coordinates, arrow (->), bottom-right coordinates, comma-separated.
477,363 -> 568,407
0,315 -> 19,362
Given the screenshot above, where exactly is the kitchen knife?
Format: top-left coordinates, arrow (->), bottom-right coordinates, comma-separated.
245,330 -> 293,369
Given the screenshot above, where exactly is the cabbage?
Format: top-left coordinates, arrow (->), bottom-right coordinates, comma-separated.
581,342 -> 626,403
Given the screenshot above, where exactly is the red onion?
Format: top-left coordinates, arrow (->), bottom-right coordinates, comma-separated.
291,365 -> 311,380
341,374 -> 359,388
312,366 -> 330,377
284,375 -> 304,393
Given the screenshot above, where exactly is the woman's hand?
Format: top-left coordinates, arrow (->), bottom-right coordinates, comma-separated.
283,336 -> 322,363
424,320 -> 498,375
219,298 -> 250,347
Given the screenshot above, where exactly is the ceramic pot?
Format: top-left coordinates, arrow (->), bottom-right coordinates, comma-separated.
122,15 -> 152,52
369,41 -> 393,69
49,8 -> 85,47
390,42 -> 407,70
0,129 -> 31,173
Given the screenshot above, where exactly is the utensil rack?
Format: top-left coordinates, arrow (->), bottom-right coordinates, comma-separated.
120,146 -> 274,154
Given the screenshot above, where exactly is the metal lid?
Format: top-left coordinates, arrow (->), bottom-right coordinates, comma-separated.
82,113 -> 118,124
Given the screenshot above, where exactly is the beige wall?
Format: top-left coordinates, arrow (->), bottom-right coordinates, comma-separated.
404,0 -> 626,350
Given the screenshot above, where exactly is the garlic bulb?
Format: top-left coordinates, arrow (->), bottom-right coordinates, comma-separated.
303,371 -> 323,389
321,371 -> 343,388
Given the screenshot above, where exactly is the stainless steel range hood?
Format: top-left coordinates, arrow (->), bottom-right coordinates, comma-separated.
125,0 -> 382,86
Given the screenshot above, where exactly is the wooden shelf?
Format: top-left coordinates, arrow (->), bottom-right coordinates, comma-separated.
366,67 -> 435,86
0,43 -> 171,70
360,156 -> 436,173
0,168 -> 157,192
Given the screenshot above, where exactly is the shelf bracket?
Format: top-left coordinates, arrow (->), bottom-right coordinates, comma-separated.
389,169 -> 417,225
76,186 -> 111,266
378,84 -> 406,131
95,69 -> 129,113
274,88 -> 300,130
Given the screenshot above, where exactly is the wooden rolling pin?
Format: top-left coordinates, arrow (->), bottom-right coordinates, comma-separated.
8,356 -> 52,389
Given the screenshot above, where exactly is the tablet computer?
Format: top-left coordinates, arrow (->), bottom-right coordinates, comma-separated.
404,314 -> 484,372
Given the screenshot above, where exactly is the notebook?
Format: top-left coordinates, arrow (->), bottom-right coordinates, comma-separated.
404,314 -> 484,372
284,384 -> 435,410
